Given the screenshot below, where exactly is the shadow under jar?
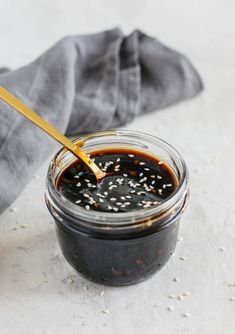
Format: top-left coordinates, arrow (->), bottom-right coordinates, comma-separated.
45,130 -> 189,286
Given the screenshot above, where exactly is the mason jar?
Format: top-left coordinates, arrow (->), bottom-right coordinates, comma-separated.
45,130 -> 189,285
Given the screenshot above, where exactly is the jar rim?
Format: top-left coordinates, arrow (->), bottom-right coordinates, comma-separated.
45,130 -> 189,227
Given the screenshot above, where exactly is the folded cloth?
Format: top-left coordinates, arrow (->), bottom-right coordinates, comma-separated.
0,28 -> 203,214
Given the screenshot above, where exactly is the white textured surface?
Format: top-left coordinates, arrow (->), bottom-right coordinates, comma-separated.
0,0 -> 235,333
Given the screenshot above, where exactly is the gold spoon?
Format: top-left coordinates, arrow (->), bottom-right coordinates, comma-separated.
0,87 -> 106,181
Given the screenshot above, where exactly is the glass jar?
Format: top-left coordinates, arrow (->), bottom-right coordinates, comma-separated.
45,130 -> 189,286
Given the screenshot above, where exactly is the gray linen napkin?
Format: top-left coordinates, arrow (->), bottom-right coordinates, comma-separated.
0,28 -> 203,214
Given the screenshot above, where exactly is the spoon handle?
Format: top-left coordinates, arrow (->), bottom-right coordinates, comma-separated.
0,87 -> 77,152
0,87 -> 105,180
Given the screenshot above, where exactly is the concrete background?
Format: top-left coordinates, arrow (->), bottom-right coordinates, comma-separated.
0,0 -> 234,333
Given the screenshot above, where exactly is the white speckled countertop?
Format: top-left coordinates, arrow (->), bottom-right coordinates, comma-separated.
0,0 -> 235,333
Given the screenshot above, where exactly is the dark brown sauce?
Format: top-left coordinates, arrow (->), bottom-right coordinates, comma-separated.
57,148 -> 178,213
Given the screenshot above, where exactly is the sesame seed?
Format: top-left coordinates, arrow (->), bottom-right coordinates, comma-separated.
108,206 -> 112,210
140,177 -> 147,183
183,292 -> 191,297
104,192 -> 108,196
151,175 -> 156,178
116,202 -> 122,206
158,161 -> 164,165
121,196 -> 126,200
74,175 -> 80,178
102,309 -> 110,314
126,195 -> 132,199
143,203 -> 151,208
116,158 -> 120,162
228,283 -> 235,287
9,207 -> 18,212
87,183 -> 92,187
180,256 -> 187,261
139,172 -> 143,177
173,277 -> 180,282
99,198 -> 104,203
157,175 -> 162,179
144,168 -> 150,171
85,205 -> 90,210
89,198 -> 96,205
128,182 -> 135,188
177,295 -> 184,301
109,182 -> 113,185
163,184 -> 167,189
167,306 -> 174,311
117,179 -> 123,185
124,202 -> 131,205
130,190 -> 136,194
97,193 -> 105,198
166,184 -> 172,187
83,194 -> 90,198
151,180 -> 155,185
182,312 -> 191,318
113,207 -> 118,212
219,247 -> 226,252
144,184 -> 152,192
169,295 -> 176,299
110,198 -> 117,201
123,173 -> 128,177
75,199 -> 81,204
109,185 -> 117,190
139,162 -> 146,165
137,191 -> 145,195
128,154 -> 134,158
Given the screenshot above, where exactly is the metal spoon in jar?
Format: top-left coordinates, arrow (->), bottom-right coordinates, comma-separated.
0,87 -> 106,181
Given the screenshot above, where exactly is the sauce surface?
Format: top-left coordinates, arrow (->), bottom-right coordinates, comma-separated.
57,149 -> 178,213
